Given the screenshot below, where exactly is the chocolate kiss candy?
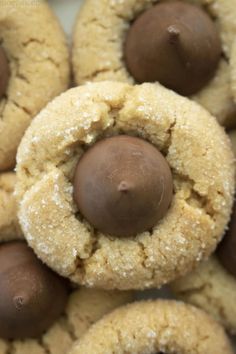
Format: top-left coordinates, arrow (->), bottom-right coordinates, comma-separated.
217,200 -> 236,278
74,135 -> 173,237
124,1 -> 221,96
0,46 -> 10,98
0,242 -> 69,339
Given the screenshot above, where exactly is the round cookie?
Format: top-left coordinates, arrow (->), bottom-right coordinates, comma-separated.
72,0 -> 236,128
0,280 -> 133,354
0,0 -> 69,171
68,300 -> 233,354
0,172 -> 23,241
15,81 -> 235,290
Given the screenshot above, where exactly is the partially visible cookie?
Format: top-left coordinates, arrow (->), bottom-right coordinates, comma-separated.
0,0 -> 70,171
0,243 -> 133,354
16,81 -> 235,290
0,172 -> 23,241
171,257 -> 236,334
171,189 -> 236,333
73,0 -> 236,128
3,288 -> 133,354
69,300 -> 233,354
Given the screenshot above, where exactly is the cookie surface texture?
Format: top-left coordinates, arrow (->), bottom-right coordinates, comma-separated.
171,256 -> 236,334
68,300 -> 233,354
0,172 -> 23,242
16,81 -> 235,290
73,0 -> 236,127
0,0 -> 70,171
171,130 -> 236,334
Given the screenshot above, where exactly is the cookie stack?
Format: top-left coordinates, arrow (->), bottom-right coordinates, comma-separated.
1,0 -> 236,353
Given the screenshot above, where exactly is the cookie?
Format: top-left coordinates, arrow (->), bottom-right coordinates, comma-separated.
15,81 -> 235,290
0,172 -> 23,241
72,0 -> 236,128
171,256 -> 236,335
0,241 -> 133,354
68,300 -> 233,354
0,0 -> 70,171
171,128 -> 236,333
171,189 -> 236,333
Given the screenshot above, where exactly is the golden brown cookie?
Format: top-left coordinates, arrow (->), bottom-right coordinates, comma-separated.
15,81 -> 235,290
0,172 -> 23,241
0,285 -> 133,354
0,0 -> 70,171
68,300 -> 233,354
171,257 -> 236,335
72,0 -> 236,128
171,171 -> 236,334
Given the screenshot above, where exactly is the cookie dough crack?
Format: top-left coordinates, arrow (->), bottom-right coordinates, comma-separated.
89,231 -> 101,257
10,97 -> 31,116
73,254 -> 86,280
16,72 -> 30,85
137,239 -> 150,271
44,56 -> 60,70
61,314 -> 77,342
163,119 -> 177,153
37,338 -> 50,354
83,66 -> 124,82
84,18 -> 111,32
9,53 -> 31,85
174,171 -> 216,220
22,39 -> 62,74
22,38 -> 46,47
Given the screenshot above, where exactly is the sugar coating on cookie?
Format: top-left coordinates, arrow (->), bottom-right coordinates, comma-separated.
0,285 -> 133,354
72,0 -> 236,127
16,81 -> 235,290
0,0 -> 70,171
171,132 -> 236,334
0,173 -> 23,241
68,300 -> 233,354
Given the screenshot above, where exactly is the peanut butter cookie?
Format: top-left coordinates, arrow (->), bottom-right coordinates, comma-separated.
73,0 -> 236,128
0,241 -> 133,354
16,81 -> 234,290
0,0 -> 69,171
0,172 -> 23,241
69,300 -> 233,354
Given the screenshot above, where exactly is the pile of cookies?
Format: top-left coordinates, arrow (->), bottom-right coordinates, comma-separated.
1,0 -> 236,353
